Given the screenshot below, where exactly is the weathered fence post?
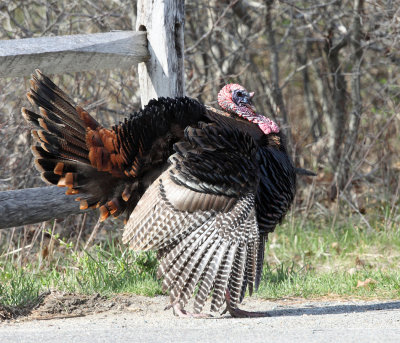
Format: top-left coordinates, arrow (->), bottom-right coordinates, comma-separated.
0,1 -> 186,229
136,0 -> 185,106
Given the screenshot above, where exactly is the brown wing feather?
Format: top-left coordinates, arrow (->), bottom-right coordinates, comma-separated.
23,70 -> 137,221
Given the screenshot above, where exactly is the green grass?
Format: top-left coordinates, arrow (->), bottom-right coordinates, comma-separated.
258,265 -> 400,299
0,242 -> 162,308
259,212 -> 400,299
1,213 -> 400,311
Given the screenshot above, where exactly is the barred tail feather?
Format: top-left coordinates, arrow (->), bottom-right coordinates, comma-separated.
239,275 -> 248,303
23,70 -> 129,220
169,227 -> 218,304
242,214 -> 259,298
244,240 -> 257,296
255,235 -> 267,291
161,220 -> 213,292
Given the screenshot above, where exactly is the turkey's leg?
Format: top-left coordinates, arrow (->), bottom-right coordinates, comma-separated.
223,289 -> 271,318
170,302 -> 212,318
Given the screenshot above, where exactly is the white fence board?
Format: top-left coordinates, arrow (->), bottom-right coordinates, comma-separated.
0,31 -> 149,78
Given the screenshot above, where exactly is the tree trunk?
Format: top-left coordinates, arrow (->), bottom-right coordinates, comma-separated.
334,0 -> 364,195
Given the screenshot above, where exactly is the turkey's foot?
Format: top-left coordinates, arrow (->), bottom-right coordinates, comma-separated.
168,303 -> 212,318
223,289 -> 271,318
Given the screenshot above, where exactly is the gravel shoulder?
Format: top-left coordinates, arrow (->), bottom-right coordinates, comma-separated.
1,294 -> 400,342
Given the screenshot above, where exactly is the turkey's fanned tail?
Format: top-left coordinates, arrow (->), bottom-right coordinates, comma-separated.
22,70 -> 209,222
22,70 -> 129,220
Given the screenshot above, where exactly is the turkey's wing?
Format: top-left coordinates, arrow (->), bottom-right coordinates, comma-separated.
123,122 -> 261,312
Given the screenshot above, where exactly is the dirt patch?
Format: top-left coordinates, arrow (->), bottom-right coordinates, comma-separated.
0,292 -> 48,321
2,291 -> 398,322
0,291 -> 136,321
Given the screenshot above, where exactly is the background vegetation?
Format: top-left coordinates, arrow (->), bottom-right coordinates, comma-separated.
0,0 -> 399,313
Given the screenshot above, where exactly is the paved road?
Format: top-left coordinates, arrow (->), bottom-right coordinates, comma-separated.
1,296 -> 400,342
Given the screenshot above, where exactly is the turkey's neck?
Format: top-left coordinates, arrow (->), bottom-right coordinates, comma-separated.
233,105 -> 279,135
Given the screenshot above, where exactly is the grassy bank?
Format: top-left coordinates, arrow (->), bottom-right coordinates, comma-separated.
1,213 -> 400,311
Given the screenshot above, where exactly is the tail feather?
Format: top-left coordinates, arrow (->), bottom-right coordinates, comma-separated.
40,171 -> 62,185
23,70 -> 129,220
30,129 -> 90,165
161,222 -> 211,292
37,108 -> 87,149
239,275 -> 248,303
255,235 -> 266,291
27,89 -> 86,133
33,129 -> 89,161
169,225 -> 217,304
23,107 -> 88,152
228,242 -> 247,308
242,214 -> 259,298
29,70 -> 96,131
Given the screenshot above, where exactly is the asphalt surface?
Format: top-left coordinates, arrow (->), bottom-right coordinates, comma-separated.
1,296 -> 400,343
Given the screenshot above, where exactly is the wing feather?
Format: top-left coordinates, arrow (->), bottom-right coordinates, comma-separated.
122,121 -> 262,313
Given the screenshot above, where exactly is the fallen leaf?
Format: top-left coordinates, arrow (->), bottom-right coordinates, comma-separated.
347,267 -> 357,275
356,278 -> 376,288
355,257 -> 366,266
331,242 -> 341,253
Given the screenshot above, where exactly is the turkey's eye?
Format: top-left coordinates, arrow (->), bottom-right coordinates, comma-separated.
236,91 -> 243,97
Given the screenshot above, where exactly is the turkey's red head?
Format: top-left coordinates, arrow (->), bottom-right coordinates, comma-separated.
218,84 -> 279,135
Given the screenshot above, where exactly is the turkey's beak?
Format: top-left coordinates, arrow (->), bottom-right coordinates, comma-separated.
249,92 -> 255,99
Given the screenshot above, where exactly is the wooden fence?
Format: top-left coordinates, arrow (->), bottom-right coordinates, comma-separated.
0,0 -> 185,229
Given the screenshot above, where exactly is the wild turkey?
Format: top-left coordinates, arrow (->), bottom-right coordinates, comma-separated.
22,70 -> 297,317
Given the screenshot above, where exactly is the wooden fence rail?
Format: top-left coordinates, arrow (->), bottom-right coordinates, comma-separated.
0,187 -> 88,228
0,31 -> 148,78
